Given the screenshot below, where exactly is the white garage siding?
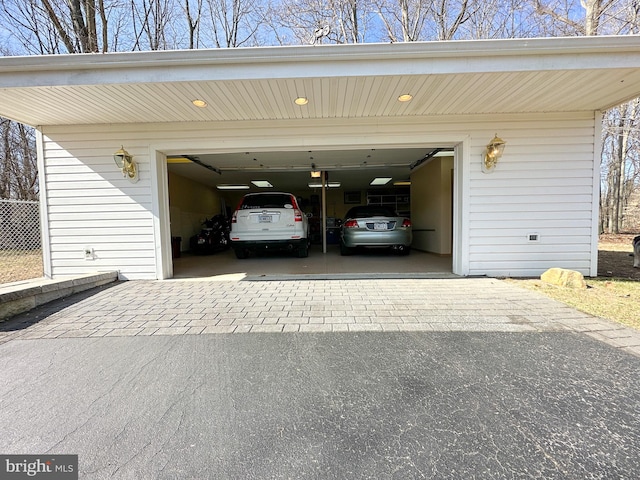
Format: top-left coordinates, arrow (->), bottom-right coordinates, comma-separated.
38,111 -> 598,279
466,114 -> 598,277
39,135 -> 156,280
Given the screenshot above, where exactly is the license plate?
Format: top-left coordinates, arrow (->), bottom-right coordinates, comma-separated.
374,222 -> 388,230
259,215 -> 272,223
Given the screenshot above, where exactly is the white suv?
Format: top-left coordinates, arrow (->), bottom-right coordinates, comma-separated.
230,192 -> 310,259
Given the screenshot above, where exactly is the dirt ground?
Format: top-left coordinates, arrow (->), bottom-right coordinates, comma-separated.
598,233 -> 640,280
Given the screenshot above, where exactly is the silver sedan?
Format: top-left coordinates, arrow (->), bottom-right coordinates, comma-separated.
340,205 -> 412,256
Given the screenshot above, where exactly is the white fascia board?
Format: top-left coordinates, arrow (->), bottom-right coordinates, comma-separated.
1,36 -> 639,88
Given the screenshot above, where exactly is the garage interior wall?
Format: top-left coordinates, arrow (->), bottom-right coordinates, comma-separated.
168,172 -> 221,253
38,111 -> 598,280
411,156 -> 454,255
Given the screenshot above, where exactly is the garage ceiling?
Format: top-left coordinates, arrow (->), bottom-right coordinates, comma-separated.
166,147 -> 449,191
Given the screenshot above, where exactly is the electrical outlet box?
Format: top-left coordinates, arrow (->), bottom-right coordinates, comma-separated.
84,247 -> 94,260
527,233 -> 540,243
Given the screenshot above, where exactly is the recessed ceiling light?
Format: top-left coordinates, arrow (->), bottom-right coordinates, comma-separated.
308,182 -> 341,188
192,99 -> 208,108
251,180 -> 273,188
294,97 -> 309,106
216,184 -> 250,190
397,94 -> 413,102
370,177 -> 392,186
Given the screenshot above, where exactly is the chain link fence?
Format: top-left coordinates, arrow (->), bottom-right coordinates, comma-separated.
0,199 -> 43,285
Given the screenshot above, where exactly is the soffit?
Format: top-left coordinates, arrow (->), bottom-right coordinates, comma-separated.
0,36 -> 639,127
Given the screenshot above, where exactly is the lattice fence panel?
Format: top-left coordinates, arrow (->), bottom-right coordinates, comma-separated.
0,199 -> 43,284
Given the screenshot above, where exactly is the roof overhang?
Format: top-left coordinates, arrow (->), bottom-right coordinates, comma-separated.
0,36 -> 639,127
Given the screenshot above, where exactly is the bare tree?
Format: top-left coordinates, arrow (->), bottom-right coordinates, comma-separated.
602,99 -> 640,233
335,0 -> 369,43
533,0 -> 640,233
268,0 -> 373,45
2,0 -> 67,54
1,0 -> 113,53
40,0 -> 108,52
432,0 -> 471,40
201,0 -> 265,47
533,0 -> 623,36
463,0 -> 540,39
374,0 -> 430,42
0,119 -> 38,200
131,0 -> 177,50
184,0 -> 203,48
374,0 -> 471,42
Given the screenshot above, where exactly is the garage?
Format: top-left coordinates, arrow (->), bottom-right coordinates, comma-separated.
166,147 -> 455,278
1,36 -> 639,280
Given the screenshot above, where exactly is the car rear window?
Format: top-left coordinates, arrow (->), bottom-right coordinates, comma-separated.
240,194 -> 295,209
345,206 -> 397,218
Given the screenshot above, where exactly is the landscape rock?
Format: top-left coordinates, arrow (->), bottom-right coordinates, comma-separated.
540,268 -> 587,289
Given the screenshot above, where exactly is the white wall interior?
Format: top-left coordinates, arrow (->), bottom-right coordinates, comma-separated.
411,156 -> 454,255
39,111 -> 597,280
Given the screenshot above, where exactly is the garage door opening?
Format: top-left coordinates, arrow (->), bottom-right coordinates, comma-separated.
164,147 -> 455,278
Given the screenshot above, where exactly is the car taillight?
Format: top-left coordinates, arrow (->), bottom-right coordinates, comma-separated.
231,211 -> 238,224
344,219 -> 359,228
294,209 -> 303,222
401,219 -> 412,228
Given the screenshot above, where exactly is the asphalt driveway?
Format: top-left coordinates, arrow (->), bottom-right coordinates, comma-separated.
1,278 -> 639,479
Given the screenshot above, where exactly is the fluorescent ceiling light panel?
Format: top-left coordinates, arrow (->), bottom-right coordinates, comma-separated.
251,180 -> 273,188
216,184 -> 250,190
308,182 -> 341,188
370,177 -> 392,186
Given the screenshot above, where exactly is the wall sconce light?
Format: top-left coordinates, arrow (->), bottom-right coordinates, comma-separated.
482,134 -> 506,173
113,146 -> 139,182
310,163 -> 321,178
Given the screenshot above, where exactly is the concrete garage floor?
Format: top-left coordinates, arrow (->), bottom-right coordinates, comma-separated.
173,245 -> 453,279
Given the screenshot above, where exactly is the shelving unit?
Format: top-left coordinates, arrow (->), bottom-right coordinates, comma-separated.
366,190 -> 410,215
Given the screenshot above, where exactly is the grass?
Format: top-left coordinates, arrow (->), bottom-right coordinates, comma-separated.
506,234 -> 640,331
0,250 -> 43,284
506,277 -> 640,330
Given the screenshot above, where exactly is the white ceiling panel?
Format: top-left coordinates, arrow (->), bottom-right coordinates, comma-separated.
1,37 -> 639,127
